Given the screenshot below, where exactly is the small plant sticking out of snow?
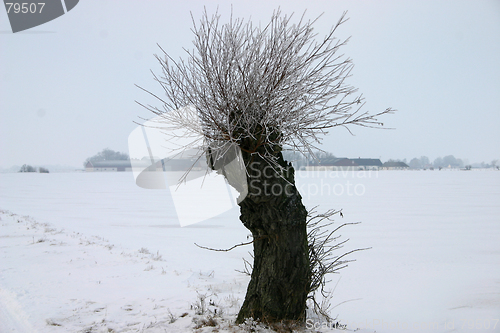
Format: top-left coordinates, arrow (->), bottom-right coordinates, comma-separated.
193,315 -> 218,329
45,318 -> 62,326
36,236 -> 48,243
224,294 -> 241,314
167,309 -> 177,324
138,247 -> 150,254
150,250 -> 163,261
239,318 -> 259,332
192,292 -> 208,315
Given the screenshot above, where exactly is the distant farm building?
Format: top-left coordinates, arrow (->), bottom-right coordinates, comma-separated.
382,161 -> 410,170
85,160 -> 132,172
351,158 -> 383,170
85,158 -> 204,172
304,157 -> 383,171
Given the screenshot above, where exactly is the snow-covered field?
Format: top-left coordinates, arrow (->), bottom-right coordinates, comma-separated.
0,170 -> 499,332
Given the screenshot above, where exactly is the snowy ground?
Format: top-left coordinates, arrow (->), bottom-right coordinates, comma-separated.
0,170 -> 499,332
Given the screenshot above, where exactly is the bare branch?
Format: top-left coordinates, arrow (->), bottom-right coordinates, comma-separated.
194,235 -> 267,252
138,9 -> 394,165
306,206 -> 370,322
235,256 -> 253,276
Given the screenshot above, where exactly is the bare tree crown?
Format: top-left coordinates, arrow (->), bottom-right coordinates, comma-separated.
138,9 -> 393,161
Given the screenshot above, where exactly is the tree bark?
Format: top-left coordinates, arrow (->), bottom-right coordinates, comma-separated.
235,150 -> 310,324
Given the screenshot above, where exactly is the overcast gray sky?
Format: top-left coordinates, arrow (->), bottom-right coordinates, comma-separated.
1,0 -> 499,168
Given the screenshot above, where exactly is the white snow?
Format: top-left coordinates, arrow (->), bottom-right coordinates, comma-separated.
0,170 -> 499,332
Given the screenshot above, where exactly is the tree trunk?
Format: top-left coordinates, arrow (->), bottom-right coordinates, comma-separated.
235,151 -> 310,324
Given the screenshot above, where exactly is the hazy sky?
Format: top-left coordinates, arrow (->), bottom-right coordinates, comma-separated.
1,0 -> 499,168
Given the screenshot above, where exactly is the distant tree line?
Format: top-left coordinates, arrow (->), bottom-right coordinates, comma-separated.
84,148 -> 129,167
476,160 -> 499,170
407,155 -> 464,169
282,151 -> 498,170
281,150 -> 335,169
408,156 -> 498,170
18,164 -> 49,173
81,149 -> 497,171
392,156 -> 498,170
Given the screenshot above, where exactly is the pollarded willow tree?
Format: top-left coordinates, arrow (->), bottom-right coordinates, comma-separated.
139,9 -> 393,324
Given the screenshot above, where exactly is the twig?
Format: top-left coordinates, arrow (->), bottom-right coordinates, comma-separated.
194,236 -> 266,252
